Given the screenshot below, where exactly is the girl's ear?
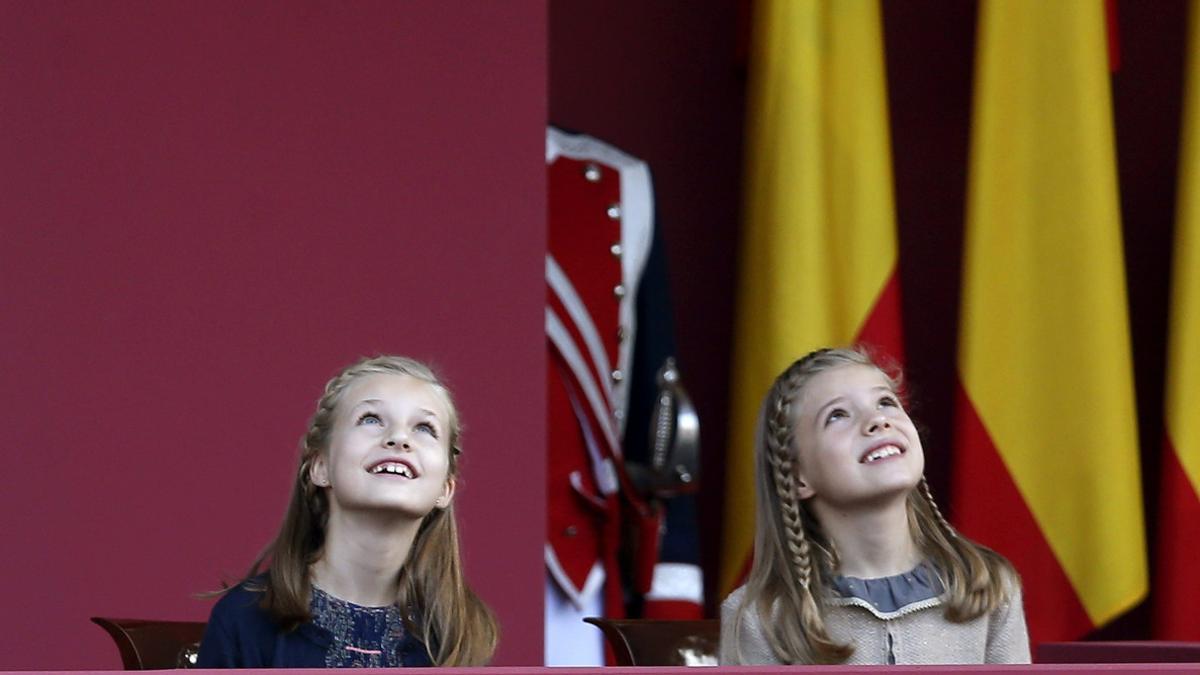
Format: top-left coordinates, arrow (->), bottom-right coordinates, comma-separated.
436,477 -> 457,509
309,455 -> 330,488
796,476 -> 815,500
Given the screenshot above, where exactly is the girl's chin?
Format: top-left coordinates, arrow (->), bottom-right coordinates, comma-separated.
334,500 -> 441,520
814,489 -> 915,512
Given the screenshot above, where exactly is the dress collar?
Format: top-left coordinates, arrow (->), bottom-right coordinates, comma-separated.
826,562 -> 944,619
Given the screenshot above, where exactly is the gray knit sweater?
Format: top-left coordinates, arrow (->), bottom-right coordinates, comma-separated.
719,580 -> 1031,665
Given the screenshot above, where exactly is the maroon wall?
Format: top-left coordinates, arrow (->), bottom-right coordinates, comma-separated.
1,1 -> 545,668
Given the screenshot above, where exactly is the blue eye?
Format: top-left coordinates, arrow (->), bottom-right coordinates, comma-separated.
357,412 -> 382,426
824,409 -> 847,426
415,421 -> 439,439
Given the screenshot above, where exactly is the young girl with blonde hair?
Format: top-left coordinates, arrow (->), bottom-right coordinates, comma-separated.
720,347 -> 1029,665
198,355 -> 498,667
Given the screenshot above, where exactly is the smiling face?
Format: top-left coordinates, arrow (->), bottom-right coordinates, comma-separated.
309,373 -> 456,521
791,364 -> 924,510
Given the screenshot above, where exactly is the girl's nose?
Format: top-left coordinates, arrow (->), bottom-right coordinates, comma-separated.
384,435 -> 411,450
865,416 -> 892,434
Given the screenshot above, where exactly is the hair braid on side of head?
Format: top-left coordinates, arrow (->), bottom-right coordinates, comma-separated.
763,370 -> 851,664
766,376 -> 811,591
918,476 -> 958,540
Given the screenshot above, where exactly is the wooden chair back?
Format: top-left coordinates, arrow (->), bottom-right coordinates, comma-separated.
90,617 -> 205,669
583,617 -> 719,666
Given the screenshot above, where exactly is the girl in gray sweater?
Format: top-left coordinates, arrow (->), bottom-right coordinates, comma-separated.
720,348 -> 1029,665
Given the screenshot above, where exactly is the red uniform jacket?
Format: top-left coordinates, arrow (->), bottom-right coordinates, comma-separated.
546,127 -> 702,619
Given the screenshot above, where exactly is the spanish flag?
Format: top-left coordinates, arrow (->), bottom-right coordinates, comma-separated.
1155,0 -> 1200,641
952,0 -> 1146,642
720,0 -> 904,596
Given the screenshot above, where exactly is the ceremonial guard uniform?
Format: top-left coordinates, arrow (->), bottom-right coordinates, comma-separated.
545,127 -> 703,664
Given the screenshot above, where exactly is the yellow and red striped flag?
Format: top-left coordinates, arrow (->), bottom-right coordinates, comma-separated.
1155,0 -> 1200,640
952,0 -> 1146,642
720,0 -> 904,596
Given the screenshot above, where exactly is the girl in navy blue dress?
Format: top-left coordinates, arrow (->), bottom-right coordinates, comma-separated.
198,356 -> 498,667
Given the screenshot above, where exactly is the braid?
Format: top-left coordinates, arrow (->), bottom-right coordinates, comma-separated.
918,476 -> 958,540
734,347 -> 1019,666
766,372 -> 813,590
755,361 -> 851,663
741,348 -> 907,664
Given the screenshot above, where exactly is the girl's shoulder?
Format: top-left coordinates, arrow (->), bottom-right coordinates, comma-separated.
975,552 -> 1023,607
719,584 -> 775,629
719,586 -> 767,642
718,584 -> 780,666
226,571 -> 269,595
197,573 -> 291,668
997,561 -> 1022,589
993,564 -> 1025,609
720,584 -> 751,613
208,574 -> 271,623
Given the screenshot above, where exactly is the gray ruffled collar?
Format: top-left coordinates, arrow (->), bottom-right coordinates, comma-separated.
828,562 -> 944,616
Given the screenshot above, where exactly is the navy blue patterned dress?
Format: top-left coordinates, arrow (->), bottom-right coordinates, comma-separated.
196,575 -> 432,668
310,585 -> 411,668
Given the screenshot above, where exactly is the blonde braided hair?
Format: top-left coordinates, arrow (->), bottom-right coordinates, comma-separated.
730,347 -> 1019,664
918,476 -> 957,540
736,349 -> 855,663
764,371 -> 811,590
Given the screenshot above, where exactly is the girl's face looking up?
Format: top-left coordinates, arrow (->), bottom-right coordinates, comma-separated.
311,373 -> 455,520
791,364 -> 924,509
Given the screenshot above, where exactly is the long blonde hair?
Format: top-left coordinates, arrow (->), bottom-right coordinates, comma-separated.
732,347 -> 1016,664
246,355 -> 498,666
